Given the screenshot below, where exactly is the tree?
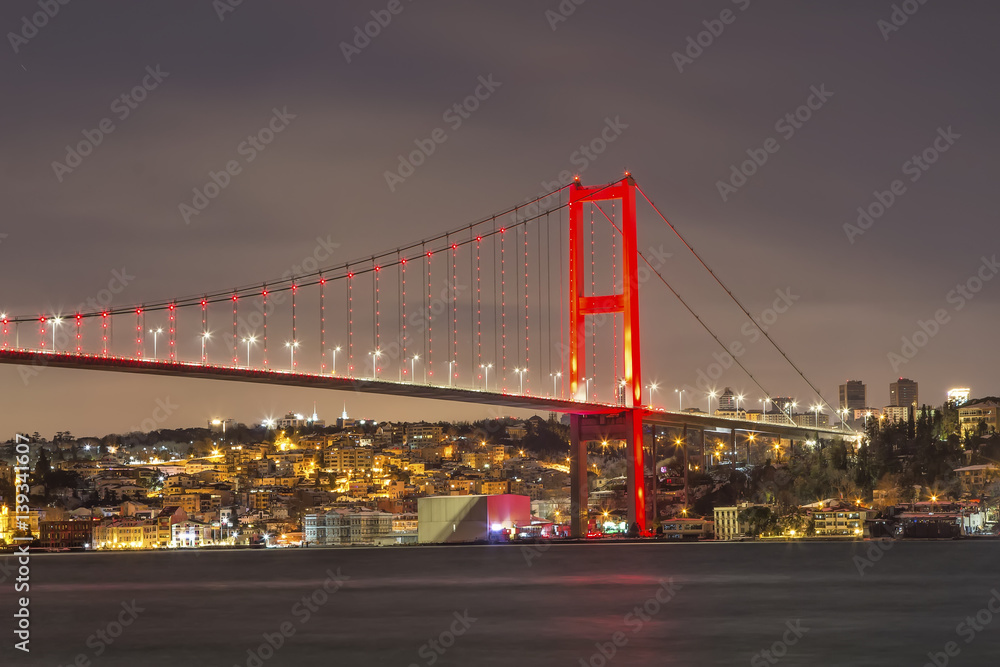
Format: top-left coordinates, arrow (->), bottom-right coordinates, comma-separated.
33,448 -> 51,484
738,505 -> 777,537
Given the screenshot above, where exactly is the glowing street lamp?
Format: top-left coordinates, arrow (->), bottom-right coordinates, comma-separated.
330,346 -> 341,375
481,362 -> 492,391
286,340 -> 300,371
811,404 -> 823,427
736,393 -> 745,415
760,397 -> 771,423
707,390 -> 717,415
242,335 -> 257,367
513,367 -> 527,394
150,328 -> 163,360
448,360 -> 457,387
51,316 -> 62,350
411,354 -> 421,383
675,388 -> 685,411
369,348 -> 382,379
551,371 -> 561,397
201,331 -> 211,363
646,382 -> 659,407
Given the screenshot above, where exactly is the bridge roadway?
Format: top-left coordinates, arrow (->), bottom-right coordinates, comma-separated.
0,349 -> 853,440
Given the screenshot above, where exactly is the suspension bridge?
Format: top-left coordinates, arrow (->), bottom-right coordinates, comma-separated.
0,174 -> 852,535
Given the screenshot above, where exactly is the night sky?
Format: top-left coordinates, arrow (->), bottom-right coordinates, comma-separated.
2,1 -> 998,438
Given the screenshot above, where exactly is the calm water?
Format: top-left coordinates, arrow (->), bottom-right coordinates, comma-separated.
4,541 -> 999,666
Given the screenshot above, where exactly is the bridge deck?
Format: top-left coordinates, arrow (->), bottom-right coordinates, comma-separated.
0,350 -> 853,439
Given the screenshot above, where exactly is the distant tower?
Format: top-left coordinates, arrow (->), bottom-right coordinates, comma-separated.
839,380 -> 867,411
889,378 -> 918,408
718,388 -> 736,411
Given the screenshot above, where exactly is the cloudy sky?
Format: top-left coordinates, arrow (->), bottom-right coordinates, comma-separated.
1,1 -> 997,437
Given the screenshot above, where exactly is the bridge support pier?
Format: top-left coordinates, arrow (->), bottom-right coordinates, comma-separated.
569,414 -> 588,538
625,409 -> 646,533
569,410 -> 646,538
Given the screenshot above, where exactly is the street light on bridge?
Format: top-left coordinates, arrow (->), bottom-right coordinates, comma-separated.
646,382 -> 659,407
707,390 -> 717,416
480,362 -> 492,390
51,316 -> 62,351
330,346 -> 341,375
201,331 -> 211,364
242,335 -> 257,367
550,371 -> 561,398
675,388 -> 685,412
513,367 -> 527,394
286,340 -> 300,372
150,328 -> 163,360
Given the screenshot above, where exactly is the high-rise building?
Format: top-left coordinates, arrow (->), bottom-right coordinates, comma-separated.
839,381 -> 867,411
718,388 -> 736,411
889,378 -> 918,408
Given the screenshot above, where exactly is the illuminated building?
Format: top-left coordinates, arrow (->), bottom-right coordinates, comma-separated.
889,378 -> 918,409
947,388 -> 971,405
839,380 -> 867,411
959,399 -> 1000,435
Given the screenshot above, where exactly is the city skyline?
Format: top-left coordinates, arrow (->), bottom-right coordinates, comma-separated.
2,2 -> 998,436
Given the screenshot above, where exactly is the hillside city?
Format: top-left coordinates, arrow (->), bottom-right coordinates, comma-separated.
3,379 -> 999,550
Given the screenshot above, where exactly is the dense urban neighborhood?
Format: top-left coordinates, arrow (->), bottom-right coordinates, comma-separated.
3,383 -> 1000,550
